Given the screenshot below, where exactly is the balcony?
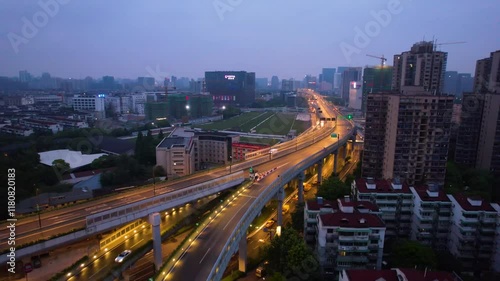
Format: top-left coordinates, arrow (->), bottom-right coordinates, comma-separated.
369,234 -> 379,240
460,217 -> 478,223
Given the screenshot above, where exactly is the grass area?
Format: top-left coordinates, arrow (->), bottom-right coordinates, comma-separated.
254,113 -> 297,135
196,112 -> 265,131
239,111 -> 275,132
291,119 -> 311,135
239,136 -> 280,146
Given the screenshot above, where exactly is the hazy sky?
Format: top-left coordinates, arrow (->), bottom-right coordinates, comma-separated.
1,0 -> 499,80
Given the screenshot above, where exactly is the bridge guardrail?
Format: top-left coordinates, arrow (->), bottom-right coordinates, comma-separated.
207,127 -> 355,280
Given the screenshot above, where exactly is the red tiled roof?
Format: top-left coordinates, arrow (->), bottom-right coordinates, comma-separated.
23,118 -> 58,126
233,142 -> 270,149
345,269 -> 398,281
355,178 -> 411,194
319,212 -> 385,228
339,199 -> 380,211
306,199 -> 338,211
398,268 -> 456,281
450,193 -> 496,212
412,185 -> 450,202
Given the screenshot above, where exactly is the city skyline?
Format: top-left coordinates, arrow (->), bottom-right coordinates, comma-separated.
1,0 -> 499,80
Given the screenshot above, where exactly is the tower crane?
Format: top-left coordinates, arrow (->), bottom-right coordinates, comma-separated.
366,54 -> 388,92
366,54 -> 387,68
433,41 -> 466,51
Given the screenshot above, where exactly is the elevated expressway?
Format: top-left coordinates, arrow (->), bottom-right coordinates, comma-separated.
0,93 -> 354,266
161,95 -> 355,281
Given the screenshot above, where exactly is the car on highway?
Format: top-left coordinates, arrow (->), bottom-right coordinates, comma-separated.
115,250 -> 132,263
265,219 -> 275,228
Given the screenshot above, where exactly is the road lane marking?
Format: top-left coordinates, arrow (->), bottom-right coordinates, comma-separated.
199,247 -> 211,264
223,198 -> 251,230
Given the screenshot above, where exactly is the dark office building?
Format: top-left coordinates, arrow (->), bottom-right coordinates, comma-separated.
145,102 -> 168,120
205,71 -> 256,107
166,94 -> 213,120
322,68 -> 336,85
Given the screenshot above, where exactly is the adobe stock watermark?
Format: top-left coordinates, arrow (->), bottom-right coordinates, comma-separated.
213,0 -> 243,21
340,0 -> 411,63
7,0 -> 71,54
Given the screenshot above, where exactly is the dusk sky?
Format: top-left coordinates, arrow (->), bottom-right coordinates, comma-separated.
1,0 -> 499,81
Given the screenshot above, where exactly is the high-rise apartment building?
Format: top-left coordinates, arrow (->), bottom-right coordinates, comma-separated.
362,66 -> 393,114
392,41 -> 447,93
455,50 -> 500,174
362,87 -> 454,186
205,71 -> 256,106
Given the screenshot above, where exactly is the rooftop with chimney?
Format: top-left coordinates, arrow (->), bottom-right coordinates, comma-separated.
319,212 -> 385,228
355,178 -> 411,194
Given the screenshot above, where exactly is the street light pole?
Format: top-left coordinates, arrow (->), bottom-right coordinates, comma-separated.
36,187 -> 41,229
152,166 -> 156,196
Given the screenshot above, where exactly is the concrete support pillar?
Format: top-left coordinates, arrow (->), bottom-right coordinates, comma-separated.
276,187 -> 284,227
297,171 -> 305,204
238,236 -> 247,272
317,160 -> 323,184
333,151 -> 338,176
342,144 -> 347,159
149,213 -> 162,271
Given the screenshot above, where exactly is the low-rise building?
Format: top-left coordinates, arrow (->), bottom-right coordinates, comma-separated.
156,137 -> 195,178
410,184 -> 452,250
338,268 -> 460,281
0,125 -> 34,136
232,142 -> 270,161
316,212 -> 386,275
351,178 -> 413,239
305,197 -> 380,246
447,194 -> 500,272
20,118 -> 63,134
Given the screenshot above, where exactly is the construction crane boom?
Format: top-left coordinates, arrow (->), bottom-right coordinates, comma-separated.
366,54 -> 387,68
433,40 -> 466,51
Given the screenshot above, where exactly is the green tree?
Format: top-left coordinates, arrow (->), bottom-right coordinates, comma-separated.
91,155 -> 117,169
290,202 -> 304,233
389,240 -> 437,269
153,165 -> 166,177
52,159 -> 70,175
263,228 -> 319,279
135,131 -> 143,161
158,129 -> 164,140
315,175 -> 350,201
267,272 -> 286,281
